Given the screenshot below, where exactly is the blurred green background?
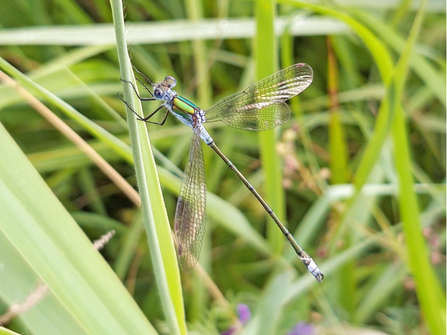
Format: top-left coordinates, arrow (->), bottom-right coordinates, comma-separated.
0,0 -> 445,335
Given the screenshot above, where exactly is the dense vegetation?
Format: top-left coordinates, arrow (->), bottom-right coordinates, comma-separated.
0,0 -> 445,335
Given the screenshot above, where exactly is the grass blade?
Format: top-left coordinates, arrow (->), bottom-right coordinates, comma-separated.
255,0 -> 285,254
109,0 -> 186,333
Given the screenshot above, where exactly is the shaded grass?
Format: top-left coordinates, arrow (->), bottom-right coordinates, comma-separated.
0,0 -> 444,334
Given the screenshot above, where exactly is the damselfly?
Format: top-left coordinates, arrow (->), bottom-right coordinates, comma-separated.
121,64 -> 324,282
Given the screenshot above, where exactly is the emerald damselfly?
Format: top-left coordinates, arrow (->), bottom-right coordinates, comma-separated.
121,64 -> 324,282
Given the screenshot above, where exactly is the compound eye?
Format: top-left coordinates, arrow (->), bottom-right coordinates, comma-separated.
153,87 -> 164,99
165,76 -> 177,88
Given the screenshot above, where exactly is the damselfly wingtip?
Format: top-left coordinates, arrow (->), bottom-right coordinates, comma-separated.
177,243 -> 200,272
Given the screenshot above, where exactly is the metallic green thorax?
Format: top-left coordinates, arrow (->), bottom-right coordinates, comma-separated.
173,96 -> 198,115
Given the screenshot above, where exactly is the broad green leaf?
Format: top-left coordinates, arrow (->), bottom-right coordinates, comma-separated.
0,123 -> 157,334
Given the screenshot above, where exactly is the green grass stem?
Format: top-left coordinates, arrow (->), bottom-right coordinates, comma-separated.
110,0 -> 185,333
255,0 -> 285,255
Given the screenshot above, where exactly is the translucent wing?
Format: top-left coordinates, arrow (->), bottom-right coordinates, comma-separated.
174,128 -> 207,271
216,101 -> 290,131
205,63 -> 313,131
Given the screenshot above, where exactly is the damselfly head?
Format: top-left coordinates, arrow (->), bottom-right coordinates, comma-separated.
152,76 -> 176,100
153,87 -> 165,100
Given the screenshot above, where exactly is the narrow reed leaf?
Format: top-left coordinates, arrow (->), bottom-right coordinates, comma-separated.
110,0 -> 185,333
255,0 -> 285,254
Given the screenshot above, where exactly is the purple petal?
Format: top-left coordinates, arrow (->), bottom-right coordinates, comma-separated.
221,326 -> 237,335
288,321 -> 316,335
236,304 -> 251,324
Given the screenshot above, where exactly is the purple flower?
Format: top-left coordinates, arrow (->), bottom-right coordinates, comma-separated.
221,326 -> 237,335
288,321 -> 316,335
236,304 -> 251,325
221,304 -> 251,335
